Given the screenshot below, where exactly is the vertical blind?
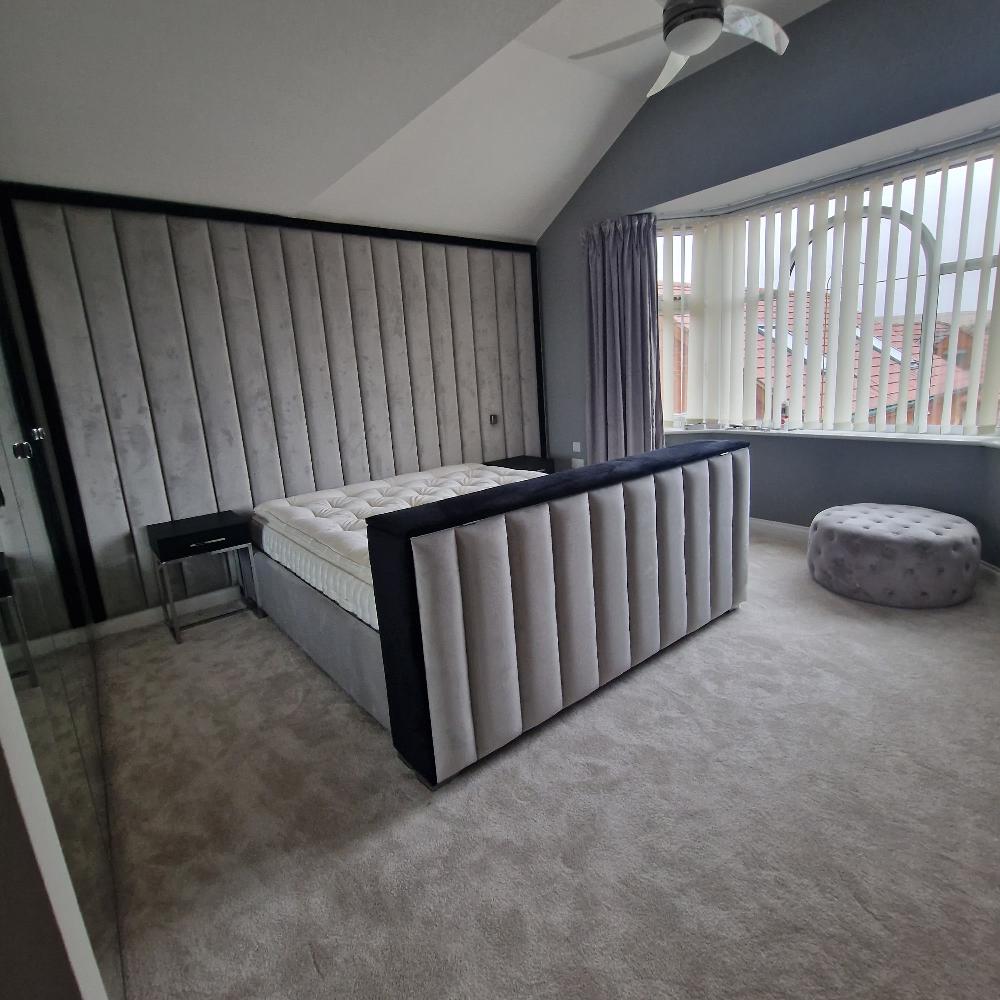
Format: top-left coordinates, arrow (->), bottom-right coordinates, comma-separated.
658,141 -> 1000,436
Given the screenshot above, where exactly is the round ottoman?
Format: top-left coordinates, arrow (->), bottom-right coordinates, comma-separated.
807,503 -> 980,608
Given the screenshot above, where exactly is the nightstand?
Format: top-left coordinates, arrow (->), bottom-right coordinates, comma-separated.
146,511 -> 261,643
487,455 -> 555,474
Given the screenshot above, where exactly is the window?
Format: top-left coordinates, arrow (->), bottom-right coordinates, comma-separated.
657,142 -> 1000,436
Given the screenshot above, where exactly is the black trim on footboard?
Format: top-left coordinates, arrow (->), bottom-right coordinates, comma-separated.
368,441 -> 748,785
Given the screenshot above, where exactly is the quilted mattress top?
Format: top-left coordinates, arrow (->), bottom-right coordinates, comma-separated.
253,463 -> 543,587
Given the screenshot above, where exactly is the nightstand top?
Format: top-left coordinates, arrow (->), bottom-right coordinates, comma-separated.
146,510 -> 246,544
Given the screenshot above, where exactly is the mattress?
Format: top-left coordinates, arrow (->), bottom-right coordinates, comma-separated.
253,463 -> 544,629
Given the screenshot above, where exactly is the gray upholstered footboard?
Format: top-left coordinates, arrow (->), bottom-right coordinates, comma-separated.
368,441 -> 750,786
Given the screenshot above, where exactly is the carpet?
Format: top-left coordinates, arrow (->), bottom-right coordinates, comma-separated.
99,525 -> 1000,999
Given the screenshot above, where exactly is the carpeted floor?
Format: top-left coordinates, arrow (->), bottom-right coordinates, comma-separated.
99,525 -> 1000,1000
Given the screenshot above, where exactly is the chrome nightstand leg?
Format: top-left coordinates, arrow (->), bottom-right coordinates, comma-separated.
158,561 -> 181,643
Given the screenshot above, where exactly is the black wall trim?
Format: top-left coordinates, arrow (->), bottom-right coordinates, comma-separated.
0,199 -> 107,623
0,181 -> 535,254
368,440 -> 748,541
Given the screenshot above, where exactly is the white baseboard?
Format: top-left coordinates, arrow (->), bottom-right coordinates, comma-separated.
26,586 -> 242,656
750,517 -> 809,541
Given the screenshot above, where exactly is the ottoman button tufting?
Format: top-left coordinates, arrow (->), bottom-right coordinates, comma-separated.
806,504 -> 980,608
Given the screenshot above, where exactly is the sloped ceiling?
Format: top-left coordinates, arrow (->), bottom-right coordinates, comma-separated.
0,0 -> 829,242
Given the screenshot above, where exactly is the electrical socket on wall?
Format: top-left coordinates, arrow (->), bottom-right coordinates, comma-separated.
571,457 -> 584,469
572,441 -> 581,453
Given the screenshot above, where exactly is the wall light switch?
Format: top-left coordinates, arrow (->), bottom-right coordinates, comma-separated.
571,457 -> 584,469
572,441 -> 581,453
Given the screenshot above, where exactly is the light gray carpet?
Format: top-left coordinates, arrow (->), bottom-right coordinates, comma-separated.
99,526 -> 1000,1000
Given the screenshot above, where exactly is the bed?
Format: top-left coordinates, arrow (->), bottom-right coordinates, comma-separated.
252,440 -> 750,786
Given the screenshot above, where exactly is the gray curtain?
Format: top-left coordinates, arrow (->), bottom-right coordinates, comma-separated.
586,213 -> 663,463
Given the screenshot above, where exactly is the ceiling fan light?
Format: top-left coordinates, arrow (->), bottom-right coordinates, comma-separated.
666,16 -> 724,57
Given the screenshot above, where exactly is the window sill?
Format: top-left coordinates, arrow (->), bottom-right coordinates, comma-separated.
663,427 -> 1000,450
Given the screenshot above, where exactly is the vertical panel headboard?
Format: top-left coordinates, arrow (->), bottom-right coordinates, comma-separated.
13,196 -> 543,619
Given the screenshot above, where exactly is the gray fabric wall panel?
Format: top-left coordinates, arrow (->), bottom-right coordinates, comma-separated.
588,483 -> 631,685
412,529 -> 478,781
455,518 -> 522,757
116,211 -> 227,596
654,468 -> 688,647
709,454 -> 735,618
468,248 -> 506,461
421,244 -> 463,466
16,199 -> 540,617
63,207 -> 168,608
445,245 -> 484,463
513,253 -> 541,456
624,476 -> 660,666
313,232 -> 370,485
397,241 -> 443,471
15,201 -> 145,618
168,218 -> 254,513
550,493 -> 600,705
279,229 -> 345,491
245,225 -> 315,497
342,235 -> 395,480
504,505 -> 563,731
683,461 -> 712,633
209,221 -> 285,504
493,253 -> 525,457
371,238 -> 419,475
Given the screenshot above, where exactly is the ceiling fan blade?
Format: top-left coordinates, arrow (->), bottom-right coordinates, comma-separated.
722,4 -> 789,54
570,24 -> 662,60
647,51 -> 688,97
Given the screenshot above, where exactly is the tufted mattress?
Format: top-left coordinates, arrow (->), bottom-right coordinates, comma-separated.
252,463 -> 543,629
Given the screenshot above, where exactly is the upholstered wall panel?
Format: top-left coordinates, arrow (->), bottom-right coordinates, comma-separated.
15,199 -> 541,617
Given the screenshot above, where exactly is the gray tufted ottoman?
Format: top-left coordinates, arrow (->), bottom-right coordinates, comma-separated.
807,503 -> 980,608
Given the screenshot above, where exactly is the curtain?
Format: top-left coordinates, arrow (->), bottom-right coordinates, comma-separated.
586,213 -> 663,463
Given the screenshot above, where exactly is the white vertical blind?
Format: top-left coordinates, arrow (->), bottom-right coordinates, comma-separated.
657,139 -> 1000,438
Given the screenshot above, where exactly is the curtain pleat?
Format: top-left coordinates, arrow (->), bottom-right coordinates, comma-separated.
586,214 -> 663,463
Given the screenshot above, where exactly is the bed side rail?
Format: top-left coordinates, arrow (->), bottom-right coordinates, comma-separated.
368,441 -> 750,785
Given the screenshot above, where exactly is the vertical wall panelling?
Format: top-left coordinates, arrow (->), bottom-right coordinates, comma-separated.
168,217 -> 253,513
12,193 -> 542,618
370,239 -> 419,474
342,235 -> 395,480
245,225 -> 315,497
209,221 -> 285,504
492,252 -> 525,457
514,253 -> 542,455
445,246 -> 483,463
115,211 -> 226,596
63,207 -> 168,607
13,202 -> 145,617
397,241 -> 442,471
279,229 -> 344,491
421,244 -> 463,466
313,232 -> 370,485
468,248 -> 506,460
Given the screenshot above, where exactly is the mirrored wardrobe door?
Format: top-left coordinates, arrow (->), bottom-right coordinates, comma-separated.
1,250 -> 125,1000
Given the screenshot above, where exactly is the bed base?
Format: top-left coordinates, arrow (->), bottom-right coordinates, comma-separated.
253,551 -> 389,729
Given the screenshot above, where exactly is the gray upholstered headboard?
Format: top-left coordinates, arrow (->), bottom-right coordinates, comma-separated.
14,199 -> 542,619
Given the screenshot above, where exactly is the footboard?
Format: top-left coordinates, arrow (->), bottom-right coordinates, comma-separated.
368,441 -> 750,786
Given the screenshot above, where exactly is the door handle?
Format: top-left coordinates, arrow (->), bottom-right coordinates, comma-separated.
12,441 -> 32,460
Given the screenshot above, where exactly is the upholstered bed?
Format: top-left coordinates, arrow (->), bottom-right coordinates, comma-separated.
252,440 -> 750,786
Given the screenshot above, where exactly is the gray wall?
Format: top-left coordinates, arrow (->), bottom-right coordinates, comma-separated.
663,431 -> 1000,566
537,0 -> 1000,464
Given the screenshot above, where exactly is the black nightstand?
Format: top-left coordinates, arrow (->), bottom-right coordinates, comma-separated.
487,455 -> 555,474
146,511 -> 260,643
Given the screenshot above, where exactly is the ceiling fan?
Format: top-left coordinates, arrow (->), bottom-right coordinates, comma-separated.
570,0 -> 789,98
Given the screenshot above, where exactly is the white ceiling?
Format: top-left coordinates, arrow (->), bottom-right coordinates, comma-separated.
0,0 -> 830,242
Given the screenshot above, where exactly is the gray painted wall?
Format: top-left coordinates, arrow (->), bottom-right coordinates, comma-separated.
537,0 -> 1000,464
663,432 -> 1000,566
